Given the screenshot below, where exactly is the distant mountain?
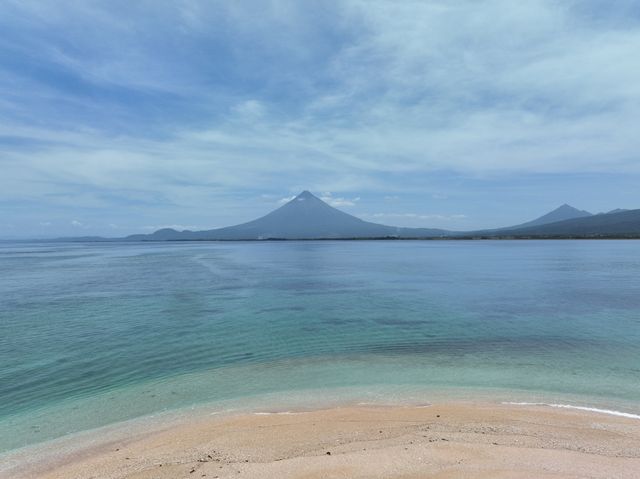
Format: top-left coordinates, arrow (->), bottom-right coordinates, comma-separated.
47,193 -> 639,242
504,204 -> 593,230
487,209 -> 640,237
127,191 -> 449,240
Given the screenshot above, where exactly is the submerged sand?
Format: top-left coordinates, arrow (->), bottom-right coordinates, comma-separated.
3,402 -> 640,479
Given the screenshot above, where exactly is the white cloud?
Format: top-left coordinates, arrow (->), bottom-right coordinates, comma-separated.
231,100 -> 266,120
2,1 -> 640,236
278,195 -> 296,204
4,0 -> 640,190
320,192 -> 360,207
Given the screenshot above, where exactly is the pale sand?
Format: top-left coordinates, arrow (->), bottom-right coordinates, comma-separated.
3,402 -> 640,479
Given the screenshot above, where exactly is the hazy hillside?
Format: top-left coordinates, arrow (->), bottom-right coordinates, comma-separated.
488,209 -> 640,236
504,204 -> 592,229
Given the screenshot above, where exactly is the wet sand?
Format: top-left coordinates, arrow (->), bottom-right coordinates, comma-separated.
2,402 -> 640,479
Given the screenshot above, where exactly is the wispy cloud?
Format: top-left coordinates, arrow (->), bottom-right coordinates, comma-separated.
2,1 -> 640,236
277,195 -> 297,205
320,192 -> 360,207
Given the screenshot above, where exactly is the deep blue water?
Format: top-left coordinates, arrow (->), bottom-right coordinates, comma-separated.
1,240 -> 639,451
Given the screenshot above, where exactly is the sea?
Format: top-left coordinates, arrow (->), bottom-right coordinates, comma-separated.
1,240 -> 639,453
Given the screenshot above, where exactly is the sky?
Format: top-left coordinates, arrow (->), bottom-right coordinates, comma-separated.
1,0 -> 640,238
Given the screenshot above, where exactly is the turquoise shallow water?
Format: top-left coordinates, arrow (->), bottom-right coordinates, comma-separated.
1,240 -> 639,452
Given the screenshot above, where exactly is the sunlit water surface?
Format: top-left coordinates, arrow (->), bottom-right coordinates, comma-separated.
1,240 -> 639,452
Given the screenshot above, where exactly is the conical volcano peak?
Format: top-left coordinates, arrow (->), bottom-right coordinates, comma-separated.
504,203 -> 593,230
295,190 -> 317,201
557,203 -> 579,212
551,204 -> 592,216
134,189 -> 447,240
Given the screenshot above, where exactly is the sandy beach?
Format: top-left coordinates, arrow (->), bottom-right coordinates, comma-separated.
3,401 -> 639,479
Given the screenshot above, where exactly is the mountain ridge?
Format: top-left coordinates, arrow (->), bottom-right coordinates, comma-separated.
126,191 -> 450,241
125,192 -> 640,240
481,208 -> 640,237
505,204 -> 593,230
41,191 -> 640,241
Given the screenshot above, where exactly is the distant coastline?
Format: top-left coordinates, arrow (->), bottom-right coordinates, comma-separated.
14,191 -> 640,243
10,234 -> 640,243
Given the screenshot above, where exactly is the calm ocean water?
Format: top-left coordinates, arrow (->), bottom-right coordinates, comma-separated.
1,240 -> 639,452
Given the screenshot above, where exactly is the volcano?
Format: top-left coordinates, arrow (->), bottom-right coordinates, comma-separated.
127,191 -> 449,240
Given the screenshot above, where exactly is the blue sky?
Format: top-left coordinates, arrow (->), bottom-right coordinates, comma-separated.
2,0 -> 640,237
